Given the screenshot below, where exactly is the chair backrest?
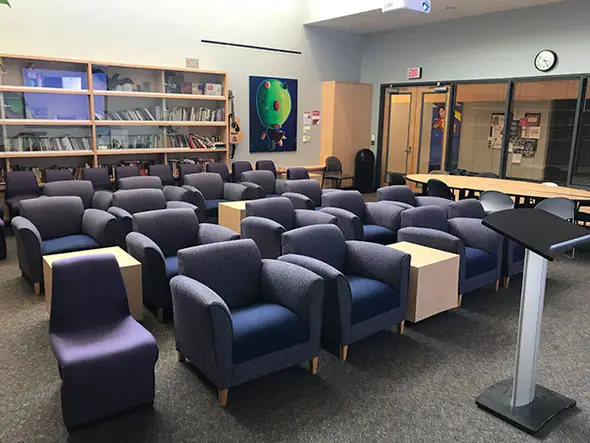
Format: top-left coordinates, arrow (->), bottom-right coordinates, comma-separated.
178,239 -> 262,309
245,197 -> 295,231
429,170 -> 449,175
115,165 -> 141,181
83,168 -> 112,191
447,199 -> 485,219
45,169 -> 73,182
478,172 -> 499,178
281,224 -> 346,272
179,163 -> 203,185
149,164 -> 175,186
321,190 -> 366,221
479,190 -> 514,214
6,171 -> 41,199
241,170 -> 276,196
118,176 -> 163,190
535,198 -> 575,221
112,189 -> 167,215
49,254 -> 130,334
385,172 -> 406,186
376,185 -> 416,206
206,162 -> 230,183
231,161 -> 253,182
426,179 -> 454,200
400,206 -> 448,232
183,172 -> 223,200
19,196 -> 84,240
256,160 -> 277,178
286,167 -> 309,180
133,208 -> 199,257
44,180 -> 95,209
282,179 -> 322,207
325,156 -> 343,173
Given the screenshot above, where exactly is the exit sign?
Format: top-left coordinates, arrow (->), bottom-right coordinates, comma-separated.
408,67 -> 422,79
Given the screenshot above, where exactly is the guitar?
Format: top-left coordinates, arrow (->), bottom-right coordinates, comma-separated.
228,90 -> 242,159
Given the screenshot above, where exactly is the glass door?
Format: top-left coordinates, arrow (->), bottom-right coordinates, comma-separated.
417,89 -> 451,173
383,90 -> 413,175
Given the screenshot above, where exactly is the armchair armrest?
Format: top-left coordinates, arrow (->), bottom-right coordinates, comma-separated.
240,181 -> 265,199
166,201 -> 200,222
182,185 -> 207,222
319,207 -> 363,241
415,196 -> 452,209
282,192 -> 314,210
448,218 -> 503,257
294,209 -> 337,227
274,179 -> 288,194
240,216 -> 286,259
92,191 -> 113,211
345,241 -> 410,294
164,185 -> 192,204
261,259 -> 323,352
197,223 -> 240,244
223,183 -> 249,201
108,206 -> 133,248
170,275 -> 233,389
12,216 -> 43,282
397,227 -> 465,256
365,202 -> 404,232
379,200 -> 414,210
82,209 -> 116,246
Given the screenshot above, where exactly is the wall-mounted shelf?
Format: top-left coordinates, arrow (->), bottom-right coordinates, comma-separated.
0,85 -> 91,95
0,150 -> 94,158
0,119 -> 93,126
93,90 -> 226,101
94,120 -> 227,127
97,148 -> 226,156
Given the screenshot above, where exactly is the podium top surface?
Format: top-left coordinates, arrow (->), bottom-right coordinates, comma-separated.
482,208 -> 590,261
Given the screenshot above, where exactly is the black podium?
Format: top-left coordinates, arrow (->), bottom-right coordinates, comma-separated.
476,208 -> 590,434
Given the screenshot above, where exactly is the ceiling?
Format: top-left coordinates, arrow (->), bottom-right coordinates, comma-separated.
306,0 -> 566,34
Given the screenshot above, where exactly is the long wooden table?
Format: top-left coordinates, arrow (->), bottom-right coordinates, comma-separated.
406,174 -> 590,204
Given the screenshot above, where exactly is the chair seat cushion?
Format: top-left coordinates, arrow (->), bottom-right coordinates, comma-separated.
164,255 -> 179,279
465,247 -> 497,279
348,275 -> 400,324
231,302 -> 309,364
362,224 -> 397,245
50,317 -> 158,371
265,194 -> 281,199
42,235 -> 100,255
205,199 -> 227,213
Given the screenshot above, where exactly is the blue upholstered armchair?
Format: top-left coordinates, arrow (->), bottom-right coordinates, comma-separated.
5,171 -> 41,220
148,164 -> 176,186
397,206 -> 503,300
377,185 -> 453,210
49,254 -> 158,429
448,199 -> 524,288
205,162 -> 231,183
82,168 -> 114,210
118,176 -> 196,207
320,190 -> 404,244
170,239 -> 324,407
179,163 -> 203,185
126,208 -> 239,322
240,170 -> 287,199
12,196 -> 116,294
108,189 -> 198,249
241,197 -> 337,259
43,180 -> 95,209
231,161 -> 252,183
182,172 -> 249,223
279,224 -> 410,361
280,179 -> 324,209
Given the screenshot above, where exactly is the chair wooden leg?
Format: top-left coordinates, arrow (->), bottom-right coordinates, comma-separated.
309,356 -> 319,374
177,352 -> 186,363
398,320 -> 405,335
33,282 -> 41,296
156,308 -> 164,323
218,388 -> 228,407
503,276 -> 510,288
495,280 -> 500,292
339,345 -> 349,362
458,294 -> 463,307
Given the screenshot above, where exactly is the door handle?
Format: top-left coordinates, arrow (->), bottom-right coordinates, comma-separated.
406,146 -> 413,153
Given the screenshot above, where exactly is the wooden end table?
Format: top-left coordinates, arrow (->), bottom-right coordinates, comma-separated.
218,200 -> 247,234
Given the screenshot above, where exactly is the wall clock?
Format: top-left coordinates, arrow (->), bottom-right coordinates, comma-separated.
534,50 -> 557,72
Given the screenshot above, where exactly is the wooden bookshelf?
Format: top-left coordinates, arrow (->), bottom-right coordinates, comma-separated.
0,53 -> 230,170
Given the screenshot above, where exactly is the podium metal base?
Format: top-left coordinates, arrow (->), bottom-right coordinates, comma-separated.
476,379 -> 576,434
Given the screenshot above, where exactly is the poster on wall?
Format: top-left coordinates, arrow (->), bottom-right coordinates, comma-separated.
249,76 -> 298,153
430,103 -> 462,171
488,113 -> 505,150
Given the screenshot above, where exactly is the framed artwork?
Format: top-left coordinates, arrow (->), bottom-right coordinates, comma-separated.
249,76 -> 298,153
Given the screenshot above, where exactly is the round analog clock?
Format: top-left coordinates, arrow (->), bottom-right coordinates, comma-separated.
534,50 -> 557,72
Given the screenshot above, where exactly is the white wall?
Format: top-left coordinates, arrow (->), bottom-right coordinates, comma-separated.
0,0 -> 362,167
361,0 -> 590,141
304,0 -> 382,24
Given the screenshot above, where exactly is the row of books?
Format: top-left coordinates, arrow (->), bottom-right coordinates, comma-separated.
95,109 -> 156,121
2,135 -> 92,152
165,134 -> 219,149
95,134 -> 223,150
94,106 -> 225,122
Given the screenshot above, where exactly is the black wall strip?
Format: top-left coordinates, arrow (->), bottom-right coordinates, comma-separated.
201,39 -> 302,55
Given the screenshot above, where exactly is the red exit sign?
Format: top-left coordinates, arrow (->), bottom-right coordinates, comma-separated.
408,67 -> 422,79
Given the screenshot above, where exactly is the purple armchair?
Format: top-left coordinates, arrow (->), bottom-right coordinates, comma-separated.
377,185 -> 453,210
49,254 -> 158,429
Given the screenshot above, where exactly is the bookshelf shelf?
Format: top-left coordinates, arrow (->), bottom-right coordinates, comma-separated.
97,148 -> 226,156
0,150 -> 94,158
0,85 -> 91,95
93,90 -> 226,101
0,119 -> 93,126
94,120 -> 227,127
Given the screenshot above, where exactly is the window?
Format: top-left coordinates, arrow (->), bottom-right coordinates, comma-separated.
571,81 -> 590,187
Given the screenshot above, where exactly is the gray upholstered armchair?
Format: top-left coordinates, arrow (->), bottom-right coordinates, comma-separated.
43,180 -> 95,209
448,199 -> 524,288
170,239 -> 324,407
108,189 -> 198,249
377,185 -> 452,210
240,197 -> 337,259
126,208 -> 239,322
182,172 -> 249,223
397,205 -> 503,300
12,196 -> 116,294
279,224 -> 410,361
320,190 -> 404,244
118,176 -> 196,207
240,170 -> 287,199
279,179 -> 324,210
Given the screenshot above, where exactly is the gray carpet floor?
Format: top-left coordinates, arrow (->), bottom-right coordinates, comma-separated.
0,236 -> 589,443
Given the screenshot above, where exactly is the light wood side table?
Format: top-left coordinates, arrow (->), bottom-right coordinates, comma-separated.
388,241 -> 460,323
42,246 -> 143,321
218,200 -> 247,234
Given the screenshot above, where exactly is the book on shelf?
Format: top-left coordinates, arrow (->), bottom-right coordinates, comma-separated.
95,108 -> 156,121
2,133 -> 92,152
95,106 -> 224,122
164,133 -> 218,149
204,83 -> 223,96
96,134 -> 162,150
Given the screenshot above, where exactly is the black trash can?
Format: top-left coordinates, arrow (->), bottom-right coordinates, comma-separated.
355,149 -> 375,194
